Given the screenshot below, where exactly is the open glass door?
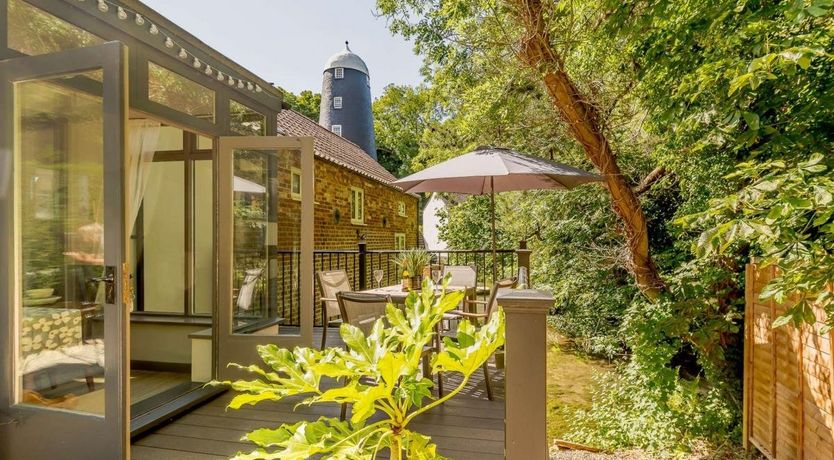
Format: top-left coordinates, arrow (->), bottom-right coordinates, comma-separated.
0,42 -> 129,459
216,136 -> 315,379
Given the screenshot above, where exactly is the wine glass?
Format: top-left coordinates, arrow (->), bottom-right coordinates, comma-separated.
431,269 -> 441,286
373,269 -> 384,289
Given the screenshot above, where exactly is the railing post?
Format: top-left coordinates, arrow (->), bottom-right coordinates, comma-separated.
516,241 -> 532,288
498,289 -> 553,460
357,238 -> 367,290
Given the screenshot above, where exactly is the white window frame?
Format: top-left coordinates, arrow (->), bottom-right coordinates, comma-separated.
290,167 -> 302,201
333,96 -> 343,109
350,186 -> 365,224
397,201 -> 406,217
394,233 -> 406,250
334,67 -> 344,79
331,124 -> 342,136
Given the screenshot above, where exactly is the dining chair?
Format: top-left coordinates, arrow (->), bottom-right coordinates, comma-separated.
441,265 -> 477,311
236,268 -> 263,313
316,269 -> 352,349
441,276 -> 517,401
336,291 -> 444,419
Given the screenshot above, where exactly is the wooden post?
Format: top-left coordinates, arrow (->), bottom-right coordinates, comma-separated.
498,289 -> 553,460
357,238 -> 367,290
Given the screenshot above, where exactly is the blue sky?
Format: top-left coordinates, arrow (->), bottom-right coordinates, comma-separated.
142,0 -> 425,99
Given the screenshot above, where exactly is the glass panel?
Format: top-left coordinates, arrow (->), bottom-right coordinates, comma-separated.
141,161 -> 185,313
230,100 -> 266,136
15,70 -> 106,415
232,148 -> 302,333
148,62 -> 215,122
155,126 -> 184,151
192,160 -> 214,315
7,0 -> 104,57
197,135 -> 213,150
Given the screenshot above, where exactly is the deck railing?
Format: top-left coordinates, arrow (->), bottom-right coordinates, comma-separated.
233,241 -> 533,326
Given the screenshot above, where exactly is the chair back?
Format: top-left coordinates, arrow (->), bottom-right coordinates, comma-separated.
442,265 -> 477,288
316,270 -> 352,319
485,277 -> 518,318
236,268 -> 263,311
336,292 -> 390,336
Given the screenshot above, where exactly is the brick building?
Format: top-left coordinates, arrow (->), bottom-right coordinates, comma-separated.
276,108 -> 419,251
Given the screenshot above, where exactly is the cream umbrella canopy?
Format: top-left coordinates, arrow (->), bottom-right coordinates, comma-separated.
393,147 -> 603,280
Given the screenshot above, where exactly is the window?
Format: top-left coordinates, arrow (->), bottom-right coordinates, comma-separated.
350,187 -> 364,224
8,0 -> 104,57
230,99 -> 266,136
331,124 -> 342,136
290,167 -> 302,200
334,67 -> 344,79
333,96 -> 343,109
394,233 -> 406,250
148,61 -> 215,122
397,201 -> 406,217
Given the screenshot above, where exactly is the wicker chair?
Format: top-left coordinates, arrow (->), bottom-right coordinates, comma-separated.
336,291 -> 444,419
441,265 -> 478,311
441,277 -> 517,401
316,269 -> 352,349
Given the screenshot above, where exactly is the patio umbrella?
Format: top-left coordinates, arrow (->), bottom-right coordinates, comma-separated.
393,146 -> 603,280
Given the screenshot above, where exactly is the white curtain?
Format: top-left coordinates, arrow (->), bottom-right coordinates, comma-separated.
127,119 -> 161,228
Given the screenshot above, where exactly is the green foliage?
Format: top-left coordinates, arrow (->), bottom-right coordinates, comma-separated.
215,277 -> 505,460
281,88 -> 321,121
683,154 -> 834,330
373,84 -> 440,177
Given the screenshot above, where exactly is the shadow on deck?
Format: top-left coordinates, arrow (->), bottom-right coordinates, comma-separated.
131,327 -> 505,460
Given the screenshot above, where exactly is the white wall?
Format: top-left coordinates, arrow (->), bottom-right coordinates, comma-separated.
421,193 -> 448,250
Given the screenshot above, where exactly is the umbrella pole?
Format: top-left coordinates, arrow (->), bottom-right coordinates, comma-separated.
490,177 -> 497,283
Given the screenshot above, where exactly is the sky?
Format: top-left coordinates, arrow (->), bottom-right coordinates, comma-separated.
142,0 -> 425,99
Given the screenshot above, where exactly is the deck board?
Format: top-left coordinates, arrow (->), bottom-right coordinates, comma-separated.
131,327 -> 505,459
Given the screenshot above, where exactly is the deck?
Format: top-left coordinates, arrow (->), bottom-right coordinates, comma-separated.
131,327 -> 506,460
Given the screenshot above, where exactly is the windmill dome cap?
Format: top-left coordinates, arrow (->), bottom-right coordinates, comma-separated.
324,41 -> 370,76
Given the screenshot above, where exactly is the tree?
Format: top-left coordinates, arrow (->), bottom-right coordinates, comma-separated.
281,88 -> 321,121
373,84 -> 440,177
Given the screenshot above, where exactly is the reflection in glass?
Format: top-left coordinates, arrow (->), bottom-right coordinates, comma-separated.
193,160 -> 214,315
7,0 -> 103,57
148,62 -> 215,122
15,71 -> 106,414
230,100 -> 266,136
233,149 -> 302,333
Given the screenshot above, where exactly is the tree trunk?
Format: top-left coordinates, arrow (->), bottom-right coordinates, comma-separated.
508,0 -> 665,299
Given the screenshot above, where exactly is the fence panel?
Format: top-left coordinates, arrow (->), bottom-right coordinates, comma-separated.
744,263 -> 834,460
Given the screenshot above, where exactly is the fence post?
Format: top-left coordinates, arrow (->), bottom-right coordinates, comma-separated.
357,238 -> 367,290
498,289 -> 552,460
516,241 -> 532,287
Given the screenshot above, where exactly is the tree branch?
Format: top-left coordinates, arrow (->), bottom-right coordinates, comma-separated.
633,166 -> 669,196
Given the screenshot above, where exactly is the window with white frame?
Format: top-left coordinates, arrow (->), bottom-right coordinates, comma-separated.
397,201 -> 406,217
334,67 -> 344,79
331,124 -> 342,136
394,233 -> 406,250
333,96 -> 343,109
350,187 -> 364,224
290,167 -> 302,200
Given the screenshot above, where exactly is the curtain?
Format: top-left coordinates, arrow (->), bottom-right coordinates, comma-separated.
127,119 -> 161,228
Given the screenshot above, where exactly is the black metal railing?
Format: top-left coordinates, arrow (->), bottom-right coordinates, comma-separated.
232,243 -> 529,327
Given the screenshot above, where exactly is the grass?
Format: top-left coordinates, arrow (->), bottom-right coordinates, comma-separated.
546,327 -> 611,444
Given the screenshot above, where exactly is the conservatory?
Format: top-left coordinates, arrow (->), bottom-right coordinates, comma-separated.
0,0 -> 314,458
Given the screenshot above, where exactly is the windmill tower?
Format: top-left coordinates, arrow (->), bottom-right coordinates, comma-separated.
319,41 -> 376,159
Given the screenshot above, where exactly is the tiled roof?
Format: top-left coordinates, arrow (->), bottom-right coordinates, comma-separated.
276,109 -> 398,187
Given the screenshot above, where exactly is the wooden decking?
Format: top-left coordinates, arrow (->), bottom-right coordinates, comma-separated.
131,327 -> 506,459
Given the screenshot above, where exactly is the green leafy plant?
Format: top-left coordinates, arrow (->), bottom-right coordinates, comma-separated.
215,276 -> 505,460
391,248 -> 432,278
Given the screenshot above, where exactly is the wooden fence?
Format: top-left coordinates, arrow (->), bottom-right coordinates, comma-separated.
744,263 -> 834,459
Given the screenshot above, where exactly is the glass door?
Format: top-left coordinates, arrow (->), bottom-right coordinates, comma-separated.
0,42 -> 129,459
216,136 -> 314,379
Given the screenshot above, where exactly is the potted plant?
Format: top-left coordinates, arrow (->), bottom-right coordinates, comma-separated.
392,248 -> 432,289
215,276 -> 505,459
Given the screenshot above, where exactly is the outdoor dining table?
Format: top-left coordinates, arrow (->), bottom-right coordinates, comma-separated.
359,284 -> 476,310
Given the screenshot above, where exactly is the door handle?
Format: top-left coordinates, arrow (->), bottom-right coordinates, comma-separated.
90,266 -> 116,304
